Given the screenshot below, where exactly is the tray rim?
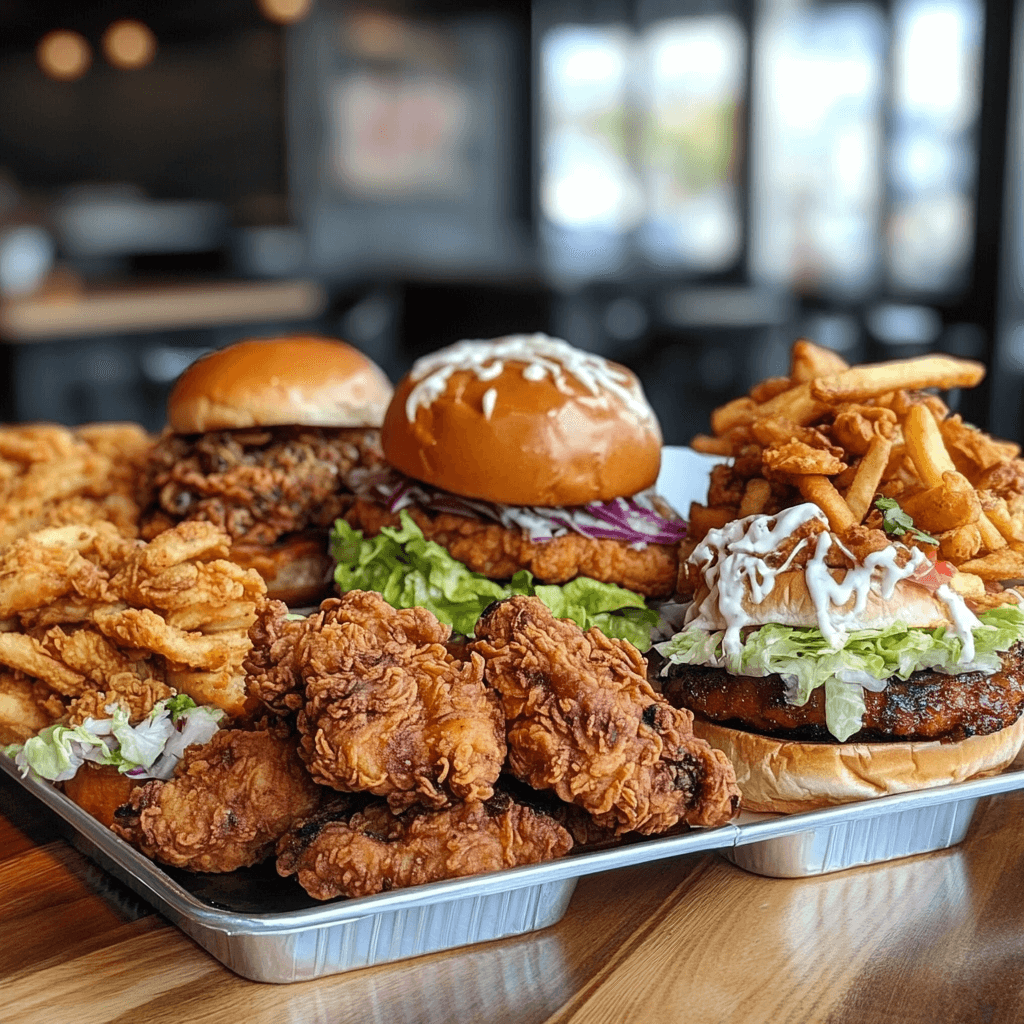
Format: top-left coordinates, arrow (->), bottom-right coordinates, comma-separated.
6,749 -> 1024,938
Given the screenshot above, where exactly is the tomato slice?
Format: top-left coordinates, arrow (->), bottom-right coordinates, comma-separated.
911,559 -> 956,592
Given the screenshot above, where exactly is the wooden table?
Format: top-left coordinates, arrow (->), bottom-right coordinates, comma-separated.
4,769 -> 1024,1024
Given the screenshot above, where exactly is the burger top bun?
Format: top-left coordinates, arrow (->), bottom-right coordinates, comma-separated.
381,333 -> 663,507
692,715 -> 1024,814
168,336 -> 394,433
689,569 -> 955,634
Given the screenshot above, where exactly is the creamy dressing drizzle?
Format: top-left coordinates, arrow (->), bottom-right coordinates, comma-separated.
404,333 -> 657,427
686,502 -> 980,665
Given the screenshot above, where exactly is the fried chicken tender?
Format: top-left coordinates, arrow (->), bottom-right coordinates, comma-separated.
345,499 -> 679,598
112,726 -> 323,873
276,788 -> 573,899
472,596 -> 741,834
245,592 -> 506,812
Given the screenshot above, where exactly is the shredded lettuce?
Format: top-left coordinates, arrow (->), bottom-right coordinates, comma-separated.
3,695 -> 225,783
656,606 -> 1024,742
330,511 -> 660,650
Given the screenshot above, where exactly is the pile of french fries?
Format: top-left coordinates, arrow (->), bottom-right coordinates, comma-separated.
687,339 -> 1024,605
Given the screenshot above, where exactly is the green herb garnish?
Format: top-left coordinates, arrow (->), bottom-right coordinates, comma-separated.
874,496 -> 939,546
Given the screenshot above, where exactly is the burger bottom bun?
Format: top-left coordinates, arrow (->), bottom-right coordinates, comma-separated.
62,763 -> 142,828
692,714 -> 1024,814
231,531 -> 335,607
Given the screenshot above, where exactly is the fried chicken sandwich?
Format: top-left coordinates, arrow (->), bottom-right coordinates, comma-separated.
141,335 -> 393,605
657,503 -> 1024,812
333,333 -> 686,649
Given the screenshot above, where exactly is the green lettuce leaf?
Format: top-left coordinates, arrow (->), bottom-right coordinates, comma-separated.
330,512 -> 659,650
657,606 -> 1024,741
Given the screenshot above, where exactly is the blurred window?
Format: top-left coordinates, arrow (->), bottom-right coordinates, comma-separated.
539,23 -> 638,278
887,0 -> 983,294
750,2 -> 887,298
538,14 -> 746,280
638,15 -> 745,272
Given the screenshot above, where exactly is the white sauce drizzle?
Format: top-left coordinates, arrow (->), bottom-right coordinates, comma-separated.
686,503 -> 980,665
481,387 -> 497,421
404,333 -> 657,427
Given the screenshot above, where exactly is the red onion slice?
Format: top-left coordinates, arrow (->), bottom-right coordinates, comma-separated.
348,468 -> 687,546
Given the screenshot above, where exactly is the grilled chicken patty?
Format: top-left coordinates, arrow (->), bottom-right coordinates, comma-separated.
660,642 -> 1024,743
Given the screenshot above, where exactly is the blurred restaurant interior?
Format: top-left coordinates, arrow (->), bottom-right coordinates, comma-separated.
1,0 -> 1022,445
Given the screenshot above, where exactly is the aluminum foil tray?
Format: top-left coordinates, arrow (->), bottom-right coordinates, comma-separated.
5,753 -> 1024,983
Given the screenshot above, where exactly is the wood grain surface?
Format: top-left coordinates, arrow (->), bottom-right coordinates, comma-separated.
4,769 -> 1024,1024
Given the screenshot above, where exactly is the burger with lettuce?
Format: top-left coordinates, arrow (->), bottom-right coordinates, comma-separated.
329,334 -> 688,650
656,502 -> 1024,812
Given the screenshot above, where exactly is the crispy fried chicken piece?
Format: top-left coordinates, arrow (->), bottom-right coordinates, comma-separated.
65,671 -> 172,726
276,788 -> 573,899
246,592 -> 507,812
472,596 -> 741,834
0,422 -> 152,548
0,673 -> 64,744
112,725 -> 323,872
344,499 -> 679,597
141,426 -> 383,544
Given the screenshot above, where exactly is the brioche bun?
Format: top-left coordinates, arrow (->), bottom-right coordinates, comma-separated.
691,714 -> 1024,814
62,763 -> 141,828
168,336 -> 393,433
230,531 -> 334,607
690,569 -> 954,632
380,334 -> 662,506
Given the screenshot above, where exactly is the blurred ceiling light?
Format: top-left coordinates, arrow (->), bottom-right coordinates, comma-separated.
102,20 -> 157,70
257,0 -> 312,25
36,30 -> 91,81
346,11 -> 406,58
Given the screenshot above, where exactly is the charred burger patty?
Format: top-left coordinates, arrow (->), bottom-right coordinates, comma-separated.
662,643 -> 1024,744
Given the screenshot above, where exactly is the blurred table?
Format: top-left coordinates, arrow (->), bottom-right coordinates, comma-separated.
3,770 -> 1024,1024
0,278 -> 327,342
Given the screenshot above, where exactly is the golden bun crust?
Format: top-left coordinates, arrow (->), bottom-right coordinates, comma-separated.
381,336 -> 662,506
62,763 -> 141,828
691,569 -> 954,631
230,531 -> 335,607
168,336 -> 393,433
691,715 -> 1024,814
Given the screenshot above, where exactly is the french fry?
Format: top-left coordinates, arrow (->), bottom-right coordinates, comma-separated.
755,381 -> 831,426
710,396 -> 757,436
844,433 -> 894,523
691,434 -> 736,456
789,338 -> 849,382
748,376 -> 793,403
903,403 -> 956,488
797,475 -> 857,533
809,355 -> 986,404
738,478 -> 772,518
981,497 -> 1024,546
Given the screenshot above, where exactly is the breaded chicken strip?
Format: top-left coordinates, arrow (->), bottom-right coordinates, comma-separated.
344,499 -> 678,597
245,592 -> 507,812
472,596 -> 740,834
276,788 -> 573,899
112,725 -> 322,872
